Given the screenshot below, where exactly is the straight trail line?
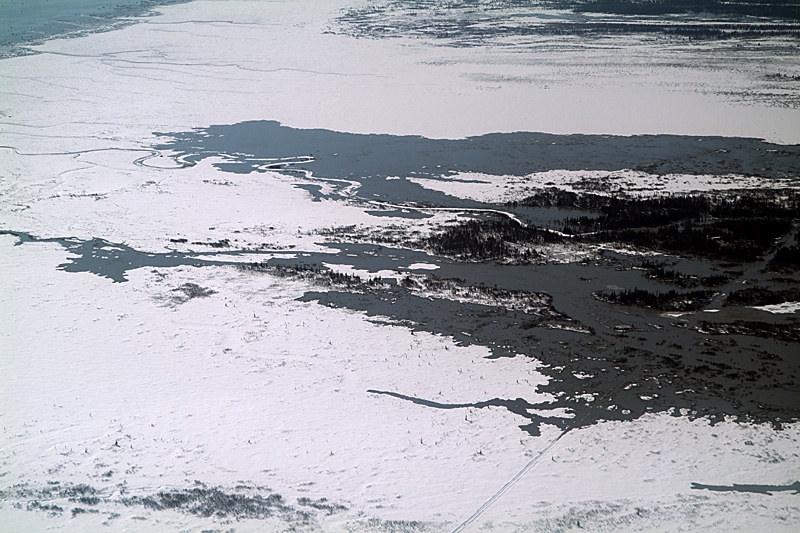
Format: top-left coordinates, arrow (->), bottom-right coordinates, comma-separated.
451,428 -> 571,533
451,375 -> 636,533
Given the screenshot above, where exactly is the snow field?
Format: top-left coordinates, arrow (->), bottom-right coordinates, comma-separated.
1,0 -> 799,530
3,236 -> 799,531
406,170 -> 800,204
0,149 -> 456,255
0,236 -> 556,529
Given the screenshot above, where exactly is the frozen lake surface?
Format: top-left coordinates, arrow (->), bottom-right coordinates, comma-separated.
0,0 -> 189,58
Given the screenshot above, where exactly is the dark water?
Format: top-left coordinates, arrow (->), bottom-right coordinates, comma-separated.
155,121 -> 800,186
153,121 -> 800,233
295,246 -> 800,435
7,120 -> 800,436
691,481 -> 800,496
0,230 -> 263,282
6,226 -> 797,436
0,0 -> 189,58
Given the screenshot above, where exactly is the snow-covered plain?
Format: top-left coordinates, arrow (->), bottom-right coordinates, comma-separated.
1,1 -> 799,531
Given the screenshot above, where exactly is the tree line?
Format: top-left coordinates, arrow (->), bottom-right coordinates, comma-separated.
594,287 -> 715,311
639,260 -> 730,288
504,189 -> 798,261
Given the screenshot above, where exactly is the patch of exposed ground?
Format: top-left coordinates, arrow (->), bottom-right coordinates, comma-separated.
0,481 -> 347,528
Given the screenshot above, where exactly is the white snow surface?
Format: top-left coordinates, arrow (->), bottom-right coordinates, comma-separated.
408,263 -> 440,271
3,238 -> 799,532
754,302 -> 800,315
407,170 -> 800,203
1,0 -> 799,531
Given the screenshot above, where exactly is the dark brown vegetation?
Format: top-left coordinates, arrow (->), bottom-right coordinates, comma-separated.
725,287 -> 800,307
422,189 -> 798,264
575,0 -> 800,20
424,188 -> 800,262
241,261 -> 387,288
422,218 -> 555,261
122,486 -> 299,520
594,288 -> 715,311
769,244 -> 800,271
191,239 -> 231,248
172,283 -> 216,300
3,481 -> 347,525
639,260 -> 730,288
507,189 -> 798,261
696,320 -> 800,342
